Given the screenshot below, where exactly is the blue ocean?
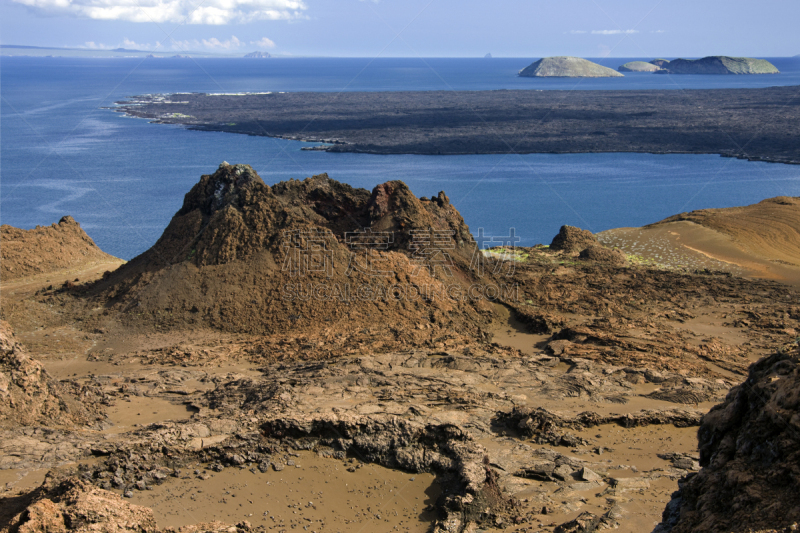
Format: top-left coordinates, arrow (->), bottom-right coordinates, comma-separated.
2,56 -> 800,259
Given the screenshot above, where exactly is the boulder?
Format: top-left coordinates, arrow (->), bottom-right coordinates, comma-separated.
578,245 -> 627,265
550,225 -> 598,253
655,345 -> 800,532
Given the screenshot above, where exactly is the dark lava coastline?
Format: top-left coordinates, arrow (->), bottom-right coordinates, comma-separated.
112,86 -> 800,164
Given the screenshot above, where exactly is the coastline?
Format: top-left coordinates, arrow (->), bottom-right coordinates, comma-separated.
111,86 -> 800,165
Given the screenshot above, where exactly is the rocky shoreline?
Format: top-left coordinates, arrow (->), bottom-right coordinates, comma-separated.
111,86 -> 800,164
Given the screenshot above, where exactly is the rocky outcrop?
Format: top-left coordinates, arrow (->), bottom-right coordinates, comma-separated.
660,56 -> 779,75
519,57 -> 624,78
243,51 -> 270,58
578,244 -> 627,265
549,225 -> 598,253
497,406 -> 703,448
0,321 -> 95,428
650,59 -> 670,68
1,216 -> 120,282
618,61 -> 660,72
82,163 -> 497,338
1,476 -> 158,533
655,344 -> 800,532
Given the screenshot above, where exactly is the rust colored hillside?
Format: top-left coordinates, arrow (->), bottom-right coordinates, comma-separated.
1,216 -> 121,282
654,196 -> 800,267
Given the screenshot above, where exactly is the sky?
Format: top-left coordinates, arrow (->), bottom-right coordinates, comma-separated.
1,0 -> 798,57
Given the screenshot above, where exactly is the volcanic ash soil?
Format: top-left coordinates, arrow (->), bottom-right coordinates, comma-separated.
2,166 -> 800,533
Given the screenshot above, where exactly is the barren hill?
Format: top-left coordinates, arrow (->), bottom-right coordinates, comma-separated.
1,216 -> 121,282
662,56 -> 779,74
618,61 -> 660,72
519,56 -> 624,77
654,196 -> 800,268
84,163 -> 498,339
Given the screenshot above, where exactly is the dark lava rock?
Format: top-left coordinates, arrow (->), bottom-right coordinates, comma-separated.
655,344 -> 800,532
549,225 -> 598,253
555,511 -> 602,532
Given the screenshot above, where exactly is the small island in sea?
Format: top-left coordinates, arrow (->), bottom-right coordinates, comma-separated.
243,51 -> 271,58
657,56 -> 779,74
618,61 -> 661,72
519,56 -> 624,77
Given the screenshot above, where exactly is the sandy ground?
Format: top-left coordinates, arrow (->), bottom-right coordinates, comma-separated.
3,219 -> 798,532
125,450 -> 439,532
599,220 -> 800,286
481,423 -> 699,533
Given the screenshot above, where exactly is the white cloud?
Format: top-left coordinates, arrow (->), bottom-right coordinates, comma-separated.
250,37 -> 276,48
11,0 -> 307,24
202,35 -> 242,48
591,29 -> 639,35
121,38 -> 154,49
83,41 -> 112,49
569,30 -> 587,34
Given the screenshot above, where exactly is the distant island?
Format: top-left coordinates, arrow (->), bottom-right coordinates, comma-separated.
658,56 -> 779,75
0,44 -> 236,58
650,59 -> 670,68
618,61 -> 660,72
519,56 -> 623,78
244,51 -> 271,58
484,53 -> 492,58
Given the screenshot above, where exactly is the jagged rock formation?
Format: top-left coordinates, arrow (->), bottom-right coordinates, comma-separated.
549,225 -> 598,253
84,164 -> 496,337
0,321 -> 95,428
650,59 -> 671,68
659,56 -> 779,75
1,216 -> 120,281
655,344 -> 800,532
519,57 -> 624,77
618,61 -> 660,72
243,51 -> 270,58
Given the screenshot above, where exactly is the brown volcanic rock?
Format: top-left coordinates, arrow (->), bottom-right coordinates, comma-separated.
0,321 -> 92,428
550,225 -> 598,253
86,163 -> 495,338
655,344 -> 800,532
1,476 -> 158,533
578,244 -> 627,265
1,216 -> 120,282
